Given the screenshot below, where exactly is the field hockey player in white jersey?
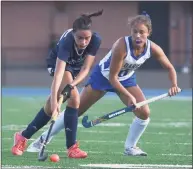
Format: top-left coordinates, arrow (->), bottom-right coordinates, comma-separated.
27,11 -> 181,156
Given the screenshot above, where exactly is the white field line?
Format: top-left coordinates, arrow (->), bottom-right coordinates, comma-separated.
78,131 -> 192,136
3,148 -> 192,157
152,119 -> 192,122
145,132 -> 191,136
80,164 -> 193,168
79,140 -> 192,146
2,137 -> 192,146
160,153 -> 192,156
4,108 -> 20,112
2,121 -> 192,131
2,127 -> 192,136
2,124 -> 192,136
2,164 -> 192,169
2,165 -> 72,169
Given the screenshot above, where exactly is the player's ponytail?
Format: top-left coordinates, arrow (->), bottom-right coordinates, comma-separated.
73,9 -> 103,32
87,9 -> 103,18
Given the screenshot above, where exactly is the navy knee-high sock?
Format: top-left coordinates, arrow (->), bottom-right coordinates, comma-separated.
22,108 -> 51,139
64,106 -> 78,149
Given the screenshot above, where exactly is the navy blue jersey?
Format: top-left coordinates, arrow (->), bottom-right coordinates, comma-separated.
47,29 -> 101,74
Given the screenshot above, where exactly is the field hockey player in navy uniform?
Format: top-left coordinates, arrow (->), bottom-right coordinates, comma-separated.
12,10 -> 103,159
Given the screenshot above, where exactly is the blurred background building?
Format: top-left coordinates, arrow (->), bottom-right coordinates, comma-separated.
1,1 -> 192,89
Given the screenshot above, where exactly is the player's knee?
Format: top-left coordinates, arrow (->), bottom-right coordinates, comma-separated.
143,108 -> 150,119
68,96 -> 80,109
141,108 -> 150,120
135,107 -> 150,120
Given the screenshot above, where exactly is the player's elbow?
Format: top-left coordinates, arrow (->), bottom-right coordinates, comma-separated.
165,65 -> 176,76
168,65 -> 176,71
162,61 -> 175,71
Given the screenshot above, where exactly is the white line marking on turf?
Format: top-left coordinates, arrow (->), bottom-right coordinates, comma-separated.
2,121 -> 192,131
155,118 -> 192,122
2,125 -> 191,136
161,153 -> 192,157
79,140 -> 192,146
2,165 -> 72,169
3,148 -> 192,157
6,108 -> 20,112
79,164 -> 192,168
2,164 -> 192,169
145,131 -> 191,136
2,138 -> 192,146
81,130 -> 121,134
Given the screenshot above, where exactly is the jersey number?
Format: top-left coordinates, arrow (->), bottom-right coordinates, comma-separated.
118,70 -> 130,77
101,62 -> 131,77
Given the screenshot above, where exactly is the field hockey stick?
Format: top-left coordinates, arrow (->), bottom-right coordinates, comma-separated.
38,92 -> 68,161
82,89 -> 182,128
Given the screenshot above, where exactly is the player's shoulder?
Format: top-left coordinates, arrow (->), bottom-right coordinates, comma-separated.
111,36 -> 127,57
113,36 -> 127,50
59,29 -> 74,48
62,29 -> 73,41
150,40 -> 164,54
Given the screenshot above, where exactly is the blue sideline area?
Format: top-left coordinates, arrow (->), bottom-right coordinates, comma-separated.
2,87 -> 192,98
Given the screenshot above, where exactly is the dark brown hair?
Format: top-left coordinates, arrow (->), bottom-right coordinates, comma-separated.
73,9 -> 103,32
128,11 -> 152,35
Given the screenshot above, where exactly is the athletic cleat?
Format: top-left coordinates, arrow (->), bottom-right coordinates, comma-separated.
26,136 -> 44,152
11,132 -> 28,156
67,142 -> 87,158
124,147 -> 147,156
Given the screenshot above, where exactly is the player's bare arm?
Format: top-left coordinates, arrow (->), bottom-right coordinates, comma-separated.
70,55 -> 95,87
109,37 -> 136,105
51,58 -> 66,113
151,42 -> 180,96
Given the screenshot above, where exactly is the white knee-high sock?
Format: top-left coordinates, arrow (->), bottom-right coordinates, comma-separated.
41,109 -> 65,142
125,116 -> 150,149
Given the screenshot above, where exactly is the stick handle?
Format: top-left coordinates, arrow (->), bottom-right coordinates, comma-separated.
136,89 -> 182,108
51,95 -> 64,122
136,93 -> 168,107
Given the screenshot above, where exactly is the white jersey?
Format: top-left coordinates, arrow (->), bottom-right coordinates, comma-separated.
99,36 -> 152,81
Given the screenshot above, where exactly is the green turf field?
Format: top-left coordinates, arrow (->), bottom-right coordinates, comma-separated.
2,96 -> 192,169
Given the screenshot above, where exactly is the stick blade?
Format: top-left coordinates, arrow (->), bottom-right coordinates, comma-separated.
82,115 -> 92,128
38,152 -> 48,161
